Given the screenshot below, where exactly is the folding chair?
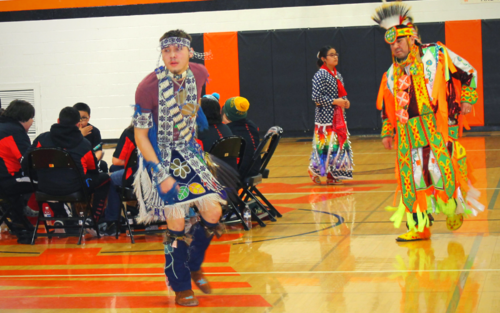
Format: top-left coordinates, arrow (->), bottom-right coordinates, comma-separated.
239,127 -> 283,226
208,135 -> 251,230
27,148 -> 99,245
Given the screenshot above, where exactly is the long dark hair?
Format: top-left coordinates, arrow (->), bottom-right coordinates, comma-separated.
317,45 -> 336,68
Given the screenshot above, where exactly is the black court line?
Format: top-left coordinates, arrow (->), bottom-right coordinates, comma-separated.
0,251 -> 41,255
232,209 -> 344,245
446,234 -> 483,313
488,178 -> 500,210
308,193 -> 393,271
100,249 -> 163,254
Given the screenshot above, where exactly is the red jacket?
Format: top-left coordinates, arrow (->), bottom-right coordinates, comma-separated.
0,116 -> 30,188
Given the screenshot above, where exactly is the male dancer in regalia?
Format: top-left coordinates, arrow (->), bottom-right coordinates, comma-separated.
373,2 -> 484,241
133,29 -> 226,306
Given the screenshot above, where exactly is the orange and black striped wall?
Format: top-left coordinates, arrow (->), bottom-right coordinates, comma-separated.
189,20 -> 500,136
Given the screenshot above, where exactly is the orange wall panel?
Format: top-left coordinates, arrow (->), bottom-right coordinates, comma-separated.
0,0 -> 206,12
203,32 -> 240,107
445,20 -> 484,126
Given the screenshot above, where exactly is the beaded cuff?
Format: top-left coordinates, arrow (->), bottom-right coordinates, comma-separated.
381,118 -> 395,138
461,85 -> 478,105
152,162 -> 170,186
133,112 -> 153,129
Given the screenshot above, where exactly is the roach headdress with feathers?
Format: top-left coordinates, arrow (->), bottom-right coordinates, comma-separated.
372,1 -> 417,44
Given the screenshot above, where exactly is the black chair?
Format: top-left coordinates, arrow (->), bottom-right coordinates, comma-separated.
27,148 -> 100,245
239,127 -> 283,226
208,136 -> 251,230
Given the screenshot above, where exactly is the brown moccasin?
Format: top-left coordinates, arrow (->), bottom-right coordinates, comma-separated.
191,270 -> 212,294
175,289 -> 199,306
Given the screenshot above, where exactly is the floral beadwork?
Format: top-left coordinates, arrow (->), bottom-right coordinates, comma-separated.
171,158 -> 191,179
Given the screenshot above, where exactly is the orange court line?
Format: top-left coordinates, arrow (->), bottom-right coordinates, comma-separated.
0,295 -> 271,309
257,182 -> 384,194
0,279 -> 250,297
0,0 -> 208,12
0,266 -> 238,277
445,20 -> 484,126
0,245 -> 230,265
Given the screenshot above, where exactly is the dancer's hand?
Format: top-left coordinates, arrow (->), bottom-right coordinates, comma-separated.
160,176 -> 179,193
382,137 -> 393,150
344,100 -> 350,109
333,98 -> 348,108
461,102 -> 473,115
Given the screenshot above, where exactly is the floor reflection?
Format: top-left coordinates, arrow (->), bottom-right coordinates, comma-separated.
393,241 -> 479,312
309,191 -> 356,235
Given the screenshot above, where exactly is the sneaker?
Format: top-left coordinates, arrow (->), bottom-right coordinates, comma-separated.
103,223 -> 119,236
53,220 -> 65,234
145,225 -> 159,231
84,218 -> 100,237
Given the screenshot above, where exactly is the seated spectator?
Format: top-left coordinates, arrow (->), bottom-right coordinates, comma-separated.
101,123 -> 137,235
0,100 -> 35,243
198,93 -> 233,152
222,97 -> 261,178
23,107 -> 110,233
73,102 -> 108,173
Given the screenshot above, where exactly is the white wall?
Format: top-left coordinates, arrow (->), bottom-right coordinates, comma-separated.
0,0 -> 499,139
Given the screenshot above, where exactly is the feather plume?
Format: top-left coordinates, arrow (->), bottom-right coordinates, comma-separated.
372,2 -> 413,30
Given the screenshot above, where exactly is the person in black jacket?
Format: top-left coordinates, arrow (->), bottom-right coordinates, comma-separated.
74,102 -> 107,172
101,123 -> 137,234
23,107 -> 110,227
0,100 -> 35,243
222,97 -> 261,178
198,93 -> 233,152
0,100 -> 34,195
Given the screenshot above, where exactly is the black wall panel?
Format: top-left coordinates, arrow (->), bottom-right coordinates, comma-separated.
238,31 -> 275,132
190,33 -> 205,66
190,33 -> 206,95
417,22 -> 445,45
337,26 -> 378,132
373,26 -> 392,130
305,28 -> 340,130
271,30 -> 309,134
482,19 -> 500,126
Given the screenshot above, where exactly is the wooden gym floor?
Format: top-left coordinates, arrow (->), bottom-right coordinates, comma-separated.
1,132 -> 499,312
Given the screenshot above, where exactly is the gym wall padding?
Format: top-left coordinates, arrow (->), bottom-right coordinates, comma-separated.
190,33 -> 205,95
204,32 -> 240,108
337,26 -> 379,132
238,31 -> 275,132
445,20 -> 484,126
271,30 -> 309,135
482,20 -> 500,127
235,21 -> 480,136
